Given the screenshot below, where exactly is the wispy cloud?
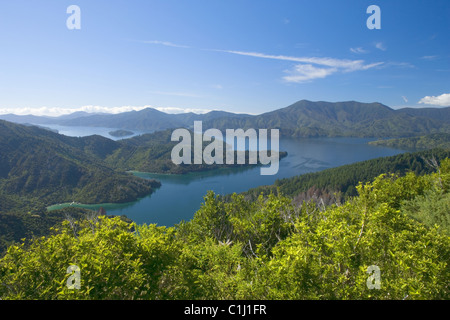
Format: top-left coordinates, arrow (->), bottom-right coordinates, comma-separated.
154,106 -> 213,114
350,47 -> 368,54
401,96 -> 408,103
139,40 -> 190,48
420,55 -> 438,60
283,64 -> 337,83
419,93 -> 450,107
214,49 -> 383,83
216,50 -> 379,69
375,42 -> 387,51
141,41 -> 383,84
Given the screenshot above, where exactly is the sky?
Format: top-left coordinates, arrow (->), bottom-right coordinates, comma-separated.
0,0 -> 449,116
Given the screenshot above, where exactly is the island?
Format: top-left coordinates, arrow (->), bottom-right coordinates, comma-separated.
109,129 -> 134,138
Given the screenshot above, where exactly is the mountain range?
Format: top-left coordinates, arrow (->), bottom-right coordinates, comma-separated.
1,100 -> 449,138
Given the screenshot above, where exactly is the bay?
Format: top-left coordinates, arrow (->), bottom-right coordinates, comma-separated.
45,125 -> 404,226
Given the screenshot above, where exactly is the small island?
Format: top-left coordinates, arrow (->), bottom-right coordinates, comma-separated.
109,129 -> 134,138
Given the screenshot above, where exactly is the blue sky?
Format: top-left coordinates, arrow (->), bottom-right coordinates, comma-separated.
0,0 -> 449,116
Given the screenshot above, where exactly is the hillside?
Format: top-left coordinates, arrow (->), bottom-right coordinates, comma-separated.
369,133 -> 450,151
0,120 -> 160,210
104,129 -> 286,174
241,148 -> 450,203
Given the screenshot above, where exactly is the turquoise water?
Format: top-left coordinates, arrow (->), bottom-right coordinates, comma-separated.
44,125 -> 403,226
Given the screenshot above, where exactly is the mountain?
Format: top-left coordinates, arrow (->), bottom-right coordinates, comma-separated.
0,120 -> 160,211
203,100 -> 450,138
0,114 -> 55,124
2,100 -> 449,138
58,108 -> 253,132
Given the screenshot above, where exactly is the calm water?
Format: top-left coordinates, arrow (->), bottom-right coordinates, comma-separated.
42,124 -> 146,141
45,125 -> 404,226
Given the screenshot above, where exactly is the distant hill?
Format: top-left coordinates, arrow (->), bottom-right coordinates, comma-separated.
369,133 -> 450,151
2,100 -> 448,138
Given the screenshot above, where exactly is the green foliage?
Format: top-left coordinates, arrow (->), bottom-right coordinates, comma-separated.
369,133 -> 450,151
1,161 -> 448,300
0,217 -> 179,299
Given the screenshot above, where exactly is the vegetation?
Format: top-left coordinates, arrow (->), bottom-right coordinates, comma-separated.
109,130 -> 134,138
106,129 -> 287,174
0,120 -> 160,210
369,133 -> 450,151
242,148 -> 450,202
1,158 -> 449,300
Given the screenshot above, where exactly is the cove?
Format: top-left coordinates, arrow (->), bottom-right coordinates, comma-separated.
48,136 -> 404,227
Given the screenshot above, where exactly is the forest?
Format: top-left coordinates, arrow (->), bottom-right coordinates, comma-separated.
0,156 -> 448,299
369,133 -> 450,151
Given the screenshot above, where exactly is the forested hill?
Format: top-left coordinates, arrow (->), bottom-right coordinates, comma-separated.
104,129 -> 287,174
1,100 -> 449,138
241,148 -> 450,203
369,133 -> 450,151
0,120 -> 159,211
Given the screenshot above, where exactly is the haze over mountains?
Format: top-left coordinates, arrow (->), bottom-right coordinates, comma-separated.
1,100 -> 449,138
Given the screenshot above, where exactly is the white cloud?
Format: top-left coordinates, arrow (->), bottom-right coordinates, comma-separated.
420,55 -> 438,60
154,107 -> 213,114
350,47 -> 368,54
219,50 -> 374,69
375,42 -> 387,51
402,96 -> 408,103
138,41 -> 383,83
283,64 -> 337,83
140,40 -> 190,48
0,105 -> 151,117
0,105 -> 217,116
216,49 -> 383,83
418,93 -> 450,107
